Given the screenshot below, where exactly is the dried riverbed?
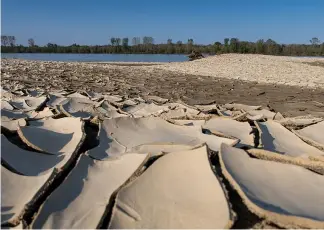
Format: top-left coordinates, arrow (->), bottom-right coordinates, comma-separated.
1,56 -> 324,118
2,56 -> 324,228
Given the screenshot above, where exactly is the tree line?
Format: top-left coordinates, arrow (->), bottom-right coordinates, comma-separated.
1,35 -> 323,56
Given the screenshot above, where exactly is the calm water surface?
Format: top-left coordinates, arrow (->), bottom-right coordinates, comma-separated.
2,53 -> 322,62
1,53 -> 188,62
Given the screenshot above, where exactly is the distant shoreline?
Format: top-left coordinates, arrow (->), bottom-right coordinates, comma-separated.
2,53 -> 324,64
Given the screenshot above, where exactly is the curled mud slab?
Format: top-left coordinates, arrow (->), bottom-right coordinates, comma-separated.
31,153 -> 149,229
171,119 -> 206,127
60,97 -> 96,120
1,100 -> 14,110
247,148 -> 324,175
292,121 -> 324,151
8,96 -> 47,112
278,116 -> 323,130
255,120 -> 324,158
95,100 -> 129,119
108,145 -> 234,229
1,166 -> 55,226
247,109 -> 276,120
1,83 -> 324,228
87,117 -> 237,159
17,117 -> 84,155
219,144 -> 324,229
27,108 -> 54,120
1,134 -> 68,176
1,118 -> 26,132
121,102 -> 170,118
203,117 -> 254,147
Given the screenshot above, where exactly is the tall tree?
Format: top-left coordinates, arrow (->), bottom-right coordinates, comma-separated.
122,37 -> 129,47
186,39 -> 194,54
167,39 -> 173,45
1,35 -> 8,46
115,38 -> 121,46
265,39 -> 279,55
132,37 -> 140,45
147,37 -> 154,44
256,39 -> 265,54
224,38 -> 229,46
214,42 -> 222,53
141,36 -> 153,53
132,37 -> 136,46
175,41 -> 184,53
8,36 -> 16,47
166,45 -> 175,54
310,37 -> 320,45
28,38 -> 35,47
224,38 -> 229,53
143,36 -> 152,45
230,38 -> 239,53
110,37 -> 116,46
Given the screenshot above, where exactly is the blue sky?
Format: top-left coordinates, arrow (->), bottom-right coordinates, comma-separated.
1,0 -> 324,46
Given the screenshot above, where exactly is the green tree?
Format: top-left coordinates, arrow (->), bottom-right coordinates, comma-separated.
224,38 -> 229,46
166,45 -> 175,54
238,41 -> 250,53
230,38 -> 239,53
175,41 -> 184,53
115,38 -> 121,52
110,37 -> 116,46
224,38 -> 229,52
310,37 -> 320,45
8,36 -> 16,47
148,37 -> 154,44
214,42 -> 222,54
28,38 -> 35,47
132,37 -> 140,45
265,39 -> 280,55
115,38 -> 121,46
122,38 -> 129,53
186,39 -> 194,53
122,38 -> 129,47
1,35 -> 8,46
142,36 -> 150,45
321,43 -> 324,55
256,39 -> 265,54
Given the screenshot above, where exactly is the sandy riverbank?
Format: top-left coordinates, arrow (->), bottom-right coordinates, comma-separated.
143,54 -> 324,88
1,55 -> 324,117
84,54 -> 324,88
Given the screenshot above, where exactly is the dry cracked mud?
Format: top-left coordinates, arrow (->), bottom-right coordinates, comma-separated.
1,59 -> 324,229
2,59 -> 324,118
